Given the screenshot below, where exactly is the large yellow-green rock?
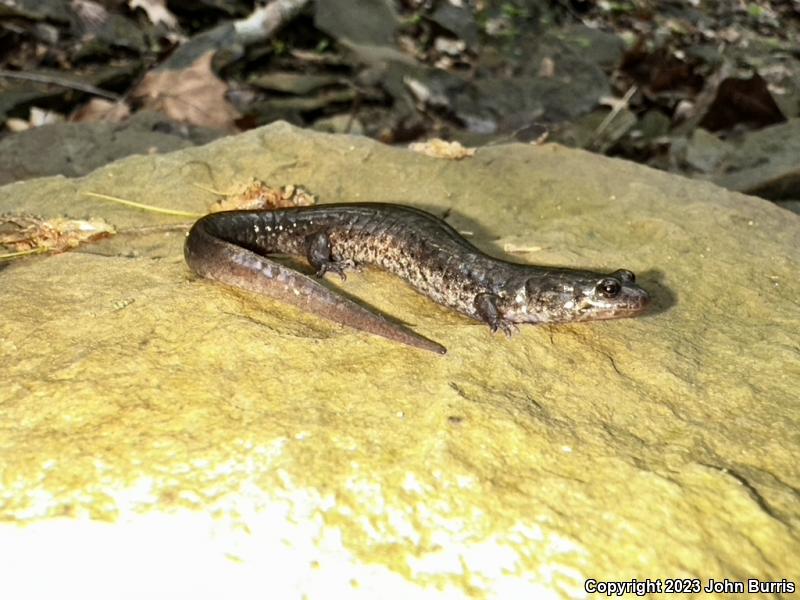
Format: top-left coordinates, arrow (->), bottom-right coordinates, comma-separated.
1,123 -> 797,598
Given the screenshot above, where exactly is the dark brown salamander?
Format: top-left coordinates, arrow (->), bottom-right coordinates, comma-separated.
185,203 -> 650,354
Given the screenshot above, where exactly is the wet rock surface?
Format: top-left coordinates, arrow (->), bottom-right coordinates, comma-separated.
0,110 -> 222,185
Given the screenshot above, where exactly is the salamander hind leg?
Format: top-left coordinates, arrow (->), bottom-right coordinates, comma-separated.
474,293 -> 518,337
305,231 -> 356,280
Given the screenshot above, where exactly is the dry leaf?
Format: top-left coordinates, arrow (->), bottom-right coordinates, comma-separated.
434,37 -> 466,56
0,214 -> 115,254
5,118 -> 30,133
132,51 -> 240,130
698,72 -> 785,131
538,57 -> 555,78
5,107 -> 64,131
208,179 -> 317,212
408,138 -> 476,160
70,98 -> 131,123
71,0 -> 110,33
128,0 -> 178,29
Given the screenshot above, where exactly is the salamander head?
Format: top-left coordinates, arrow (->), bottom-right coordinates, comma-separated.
507,268 -> 651,324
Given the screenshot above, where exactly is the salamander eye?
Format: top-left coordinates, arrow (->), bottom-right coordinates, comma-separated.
597,278 -> 621,298
612,269 -> 635,283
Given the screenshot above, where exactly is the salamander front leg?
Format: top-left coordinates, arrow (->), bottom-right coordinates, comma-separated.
474,293 -> 518,337
306,231 -> 356,280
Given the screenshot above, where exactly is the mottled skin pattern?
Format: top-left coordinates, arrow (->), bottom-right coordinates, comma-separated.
185,203 -> 650,353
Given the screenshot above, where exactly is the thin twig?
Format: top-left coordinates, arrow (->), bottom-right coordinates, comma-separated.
0,247 -> 48,260
82,192 -> 202,218
591,85 -> 637,149
0,69 -> 120,101
234,0 -> 312,45
117,223 -> 192,235
191,182 -> 230,196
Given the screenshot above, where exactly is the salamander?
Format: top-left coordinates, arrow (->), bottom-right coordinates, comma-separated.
184,203 -> 650,354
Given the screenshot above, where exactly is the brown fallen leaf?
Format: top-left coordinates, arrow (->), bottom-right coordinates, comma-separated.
0,214 -> 116,257
408,139 -> 476,160
698,72 -> 786,132
131,51 -> 240,130
70,98 -> 131,123
206,179 -> 317,212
